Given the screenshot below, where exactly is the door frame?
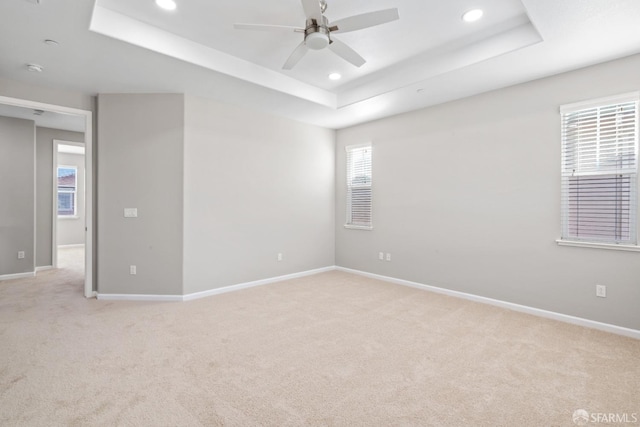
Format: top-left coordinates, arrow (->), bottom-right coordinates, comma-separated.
53,140 -> 86,270
0,95 -> 94,298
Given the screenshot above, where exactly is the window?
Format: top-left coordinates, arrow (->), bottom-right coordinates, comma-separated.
345,143 -> 372,229
560,92 -> 639,246
57,166 -> 77,217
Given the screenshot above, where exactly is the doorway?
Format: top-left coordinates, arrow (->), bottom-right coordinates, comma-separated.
53,140 -> 86,278
0,95 -> 93,297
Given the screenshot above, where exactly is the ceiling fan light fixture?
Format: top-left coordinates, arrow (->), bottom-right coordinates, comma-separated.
155,0 -> 177,11
306,31 -> 329,50
462,9 -> 483,22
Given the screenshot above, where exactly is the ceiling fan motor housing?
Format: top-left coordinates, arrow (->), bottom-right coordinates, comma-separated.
305,17 -> 330,50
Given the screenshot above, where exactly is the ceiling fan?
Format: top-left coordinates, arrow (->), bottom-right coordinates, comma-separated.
233,0 -> 399,70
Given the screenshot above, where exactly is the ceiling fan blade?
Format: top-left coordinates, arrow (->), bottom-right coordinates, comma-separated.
328,39 -> 365,67
234,23 -> 302,33
301,0 -> 323,20
330,8 -> 399,33
283,41 -> 309,70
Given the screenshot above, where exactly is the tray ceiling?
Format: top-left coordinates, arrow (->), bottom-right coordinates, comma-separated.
1,0 -> 640,128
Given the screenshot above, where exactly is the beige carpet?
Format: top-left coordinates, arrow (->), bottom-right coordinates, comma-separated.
0,267 -> 638,426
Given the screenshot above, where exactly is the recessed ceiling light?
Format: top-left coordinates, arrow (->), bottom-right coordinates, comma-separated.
26,63 -> 44,72
462,9 -> 483,22
155,0 -> 177,11
328,72 -> 341,81
44,39 -> 59,46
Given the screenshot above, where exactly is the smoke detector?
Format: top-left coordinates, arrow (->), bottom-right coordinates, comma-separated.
26,63 -> 44,72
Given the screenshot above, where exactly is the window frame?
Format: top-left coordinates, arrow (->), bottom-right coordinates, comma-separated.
557,91 -> 640,251
57,165 -> 78,218
345,143 -> 373,230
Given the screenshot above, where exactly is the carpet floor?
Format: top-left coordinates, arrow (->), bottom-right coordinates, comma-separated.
0,264 -> 639,426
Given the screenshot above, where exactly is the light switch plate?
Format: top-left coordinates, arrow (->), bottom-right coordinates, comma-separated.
124,208 -> 138,218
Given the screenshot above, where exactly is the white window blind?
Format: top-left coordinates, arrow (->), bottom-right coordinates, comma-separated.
346,143 -> 372,229
560,93 -> 639,244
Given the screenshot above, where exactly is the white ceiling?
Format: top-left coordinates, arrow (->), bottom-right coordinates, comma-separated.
1,0 -> 640,129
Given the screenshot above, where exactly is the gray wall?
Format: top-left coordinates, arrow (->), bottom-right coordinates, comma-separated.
56,152 -> 86,246
35,127 -> 84,267
97,93 -> 334,295
183,96 -> 335,294
336,54 -> 640,330
0,116 -> 35,276
97,94 -> 184,295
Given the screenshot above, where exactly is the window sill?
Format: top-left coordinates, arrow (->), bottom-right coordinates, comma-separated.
555,239 -> 640,252
344,224 -> 373,231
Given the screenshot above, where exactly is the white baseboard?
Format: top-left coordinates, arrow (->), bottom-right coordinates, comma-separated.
336,266 -> 640,340
182,266 -> 335,301
96,266 -> 336,302
58,244 -> 85,249
93,265 -> 640,339
97,293 -> 183,302
0,271 -> 36,281
35,266 -> 54,272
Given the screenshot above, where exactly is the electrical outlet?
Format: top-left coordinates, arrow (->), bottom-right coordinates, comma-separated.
17,251 -> 25,259
378,252 -> 384,261
596,284 -> 606,298
277,253 -> 283,262
129,265 -> 137,275
386,253 -> 391,261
